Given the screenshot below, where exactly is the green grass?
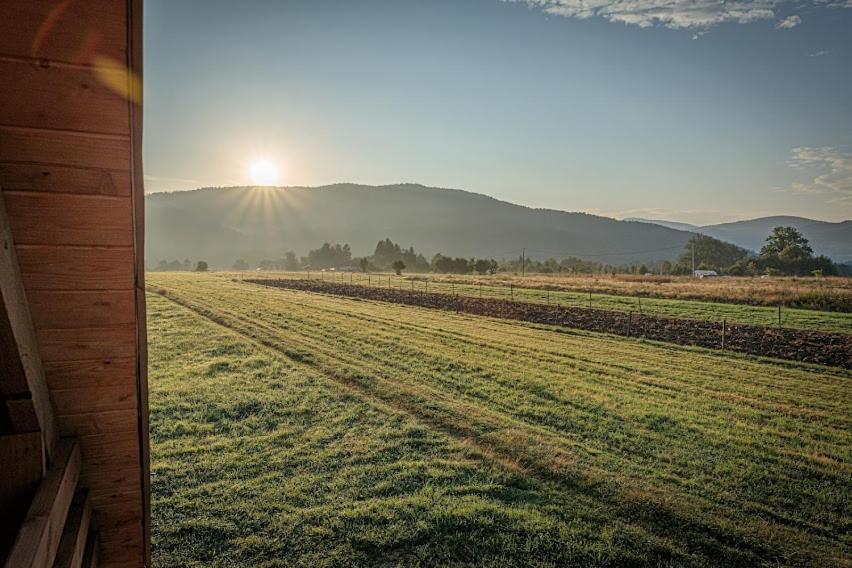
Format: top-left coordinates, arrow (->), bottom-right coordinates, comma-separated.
148,273 -> 852,567
244,272 -> 852,334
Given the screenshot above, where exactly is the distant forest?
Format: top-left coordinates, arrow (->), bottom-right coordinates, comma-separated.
152,228 -> 844,277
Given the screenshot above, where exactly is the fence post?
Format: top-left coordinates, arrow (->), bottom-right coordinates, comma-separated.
722,318 -> 726,350
511,284 -> 514,301
547,290 -> 550,304
368,274 -> 371,286
778,304 -> 782,327
627,311 -> 632,337
425,279 -> 428,293
479,282 -> 482,299
638,297 -> 641,314
588,291 -> 592,309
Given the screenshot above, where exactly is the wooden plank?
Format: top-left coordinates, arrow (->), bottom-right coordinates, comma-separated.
4,193 -> 132,247
5,438 -> 80,568
0,127 -> 130,171
0,432 -> 42,562
79,530 -> 97,568
77,431 -> 140,470
44,358 -> 136,391
36,325 -> 136,363
83,473 -> 142,506
57,410 -> 137,438
53,489 -> 91,568
0,0 -> 126,66
0,164 -> 131,197
80,531 -> 97,568
16,245 -> 134,291
27,291 -> 136,330
0,60 -> 129,135
51,385 -> 136,417
0,189 -> 57,459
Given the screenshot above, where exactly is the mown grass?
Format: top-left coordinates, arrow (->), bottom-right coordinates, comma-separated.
148,273 -> 852,566
237,271 -> 852,334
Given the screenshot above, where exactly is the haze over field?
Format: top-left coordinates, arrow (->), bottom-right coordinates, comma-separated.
145,185 -> 851,267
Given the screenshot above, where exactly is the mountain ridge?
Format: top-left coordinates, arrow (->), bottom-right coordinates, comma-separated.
144,184 -> 850,267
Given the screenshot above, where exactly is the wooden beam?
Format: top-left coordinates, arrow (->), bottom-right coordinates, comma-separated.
4,439 -> 80,568
53,489 -> 92,568
80,532 -> 97,568
0,188 -> 56,461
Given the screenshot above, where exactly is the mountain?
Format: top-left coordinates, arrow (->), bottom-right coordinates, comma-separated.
145,184 -> 697,268
623,218 -> 699,232
625,216 -> 851,262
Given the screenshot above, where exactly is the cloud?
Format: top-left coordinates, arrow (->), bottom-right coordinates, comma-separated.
789,147 -> 852,200
776,14 -> 801,28
513,1 -> 847,30
808,50 -> 829,57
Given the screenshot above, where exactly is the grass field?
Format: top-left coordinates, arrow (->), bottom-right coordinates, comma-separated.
233,271 -> 852,334
148,273 -> 851,567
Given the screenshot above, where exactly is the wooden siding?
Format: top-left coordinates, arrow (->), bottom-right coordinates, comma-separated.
0,0 -> 147,566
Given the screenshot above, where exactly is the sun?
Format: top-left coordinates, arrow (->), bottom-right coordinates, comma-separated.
249,159 -> 279,186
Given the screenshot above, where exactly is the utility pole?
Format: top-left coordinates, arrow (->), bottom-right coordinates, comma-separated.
521,248 -> 526,277
691,241 -> 695,277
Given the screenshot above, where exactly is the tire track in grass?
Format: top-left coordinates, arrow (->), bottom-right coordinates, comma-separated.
150,285 -> 821,567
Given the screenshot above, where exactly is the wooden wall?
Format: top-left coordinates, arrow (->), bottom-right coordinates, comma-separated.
0,1 -> 148,566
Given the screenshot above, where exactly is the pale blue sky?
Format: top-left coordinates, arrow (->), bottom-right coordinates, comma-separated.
143,0 -> 852,224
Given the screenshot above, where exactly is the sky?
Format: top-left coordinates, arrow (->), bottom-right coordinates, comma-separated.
143,0 -> 852,225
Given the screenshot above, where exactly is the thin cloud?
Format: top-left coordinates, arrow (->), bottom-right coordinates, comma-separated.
512,1 -> 846,30
808,50 -> 829,57
789,147 -> 852,201
776,14 -> 801,28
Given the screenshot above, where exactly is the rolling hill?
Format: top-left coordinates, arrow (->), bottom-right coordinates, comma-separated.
628,216 -> 851,262
145,184 -> 697,268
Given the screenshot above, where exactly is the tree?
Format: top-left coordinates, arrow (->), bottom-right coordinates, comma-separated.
232,259 -> 249,271
195,260 -> 208,272
676,234 -> 749,274
359,257 -> 369,273
474,259 -> 491,275
761,227 -> 813,258
282,251 -> 300,271
391,260 -> 406,275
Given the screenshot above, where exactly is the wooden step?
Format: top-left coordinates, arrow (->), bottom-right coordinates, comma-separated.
53,489 -> 91,568
4,438 -> 80,568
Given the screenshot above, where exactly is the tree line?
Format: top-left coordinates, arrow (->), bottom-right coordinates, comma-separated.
153,227 -> 842,277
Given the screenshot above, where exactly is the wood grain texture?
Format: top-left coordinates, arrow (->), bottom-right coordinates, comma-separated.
57,409 -> 138,438
36,325 -> 136,363
43,358 -> 137,391
0,127 -> 129,171
16,245 -> 134,291
27,290 -> 136,330
0,60 -> 129,135
0,0 -> 126,66
77,430 -> 141,470
4,192 -> 132,247
4,438 -> 80,568
51,384 -> 136,417
80,530 -> 97,568
0,164 -> 130,196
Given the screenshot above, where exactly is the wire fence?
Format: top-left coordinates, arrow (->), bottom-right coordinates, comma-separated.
240,271 -> 852,335
245,276 -> 852,369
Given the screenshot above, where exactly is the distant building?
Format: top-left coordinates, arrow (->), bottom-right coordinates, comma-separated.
694,269 -> 719,278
